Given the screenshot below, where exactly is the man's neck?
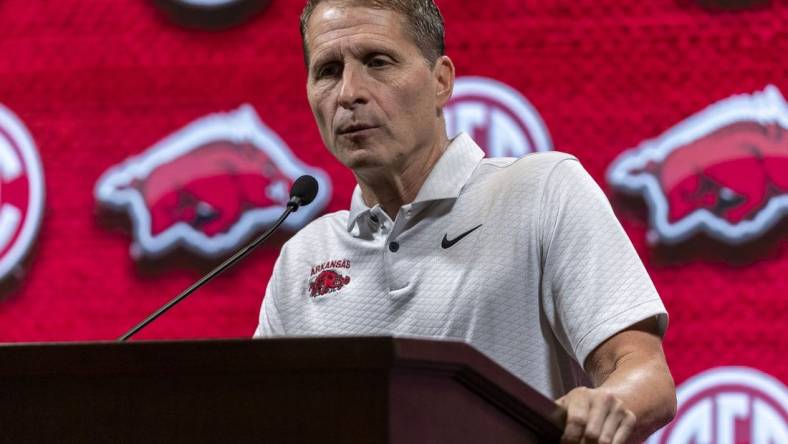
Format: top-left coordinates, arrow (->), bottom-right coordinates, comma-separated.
354,135 -> 450,220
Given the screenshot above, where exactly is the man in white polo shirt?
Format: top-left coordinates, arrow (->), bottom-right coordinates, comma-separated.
255,1 -> 677,442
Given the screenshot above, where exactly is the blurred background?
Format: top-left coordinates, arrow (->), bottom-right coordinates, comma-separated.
0,0 -> 785,440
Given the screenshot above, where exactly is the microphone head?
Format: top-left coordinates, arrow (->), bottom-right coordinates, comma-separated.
289,175 -> 319,207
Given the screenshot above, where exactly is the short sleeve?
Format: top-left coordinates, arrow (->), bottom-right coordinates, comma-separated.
539,159 -> 667,367
253,257 -> 286,338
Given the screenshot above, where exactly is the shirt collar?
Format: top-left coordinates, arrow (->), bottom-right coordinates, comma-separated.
346,132 -> 485,232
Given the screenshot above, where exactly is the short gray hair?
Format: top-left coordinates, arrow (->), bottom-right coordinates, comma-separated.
300,0 -> 445,67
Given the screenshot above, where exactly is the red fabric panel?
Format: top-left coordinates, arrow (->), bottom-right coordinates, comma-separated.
0,0 -> 784,402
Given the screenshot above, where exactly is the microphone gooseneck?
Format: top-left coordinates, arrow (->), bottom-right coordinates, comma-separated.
118,175 -> 319,341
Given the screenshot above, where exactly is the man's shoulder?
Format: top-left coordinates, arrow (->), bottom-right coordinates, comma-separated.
482,150 -> 577,171
471,150 -> 580,188
280,209 -> 349,254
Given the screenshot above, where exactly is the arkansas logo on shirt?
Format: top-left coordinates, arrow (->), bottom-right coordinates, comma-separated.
0,105 -> 45,282
309,259 -> 351,298
95,105 -> 331,259
607,85 -> 788,245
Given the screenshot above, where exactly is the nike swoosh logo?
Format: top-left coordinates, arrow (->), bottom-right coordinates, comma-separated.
441,224 -> 483,249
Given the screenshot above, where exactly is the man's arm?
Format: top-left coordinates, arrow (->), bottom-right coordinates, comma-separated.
556,317 -> 676,444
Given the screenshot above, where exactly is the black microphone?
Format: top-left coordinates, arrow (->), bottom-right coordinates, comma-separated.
118,174 -> 319,341
287,174 -> 319,209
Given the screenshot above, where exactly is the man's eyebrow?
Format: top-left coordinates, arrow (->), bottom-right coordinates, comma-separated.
309,49 -> 340,70
309,40 -> 400,71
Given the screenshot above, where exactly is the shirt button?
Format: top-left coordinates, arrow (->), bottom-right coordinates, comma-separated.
388,241 -> 400,252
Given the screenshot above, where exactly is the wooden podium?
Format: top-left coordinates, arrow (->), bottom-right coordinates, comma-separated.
0,337 -> 565,443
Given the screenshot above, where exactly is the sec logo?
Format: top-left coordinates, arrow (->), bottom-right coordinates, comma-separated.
152,0 -> 272,29
0,105 -> 45,282
445,76 -> 552,157
648,367 -> 787,444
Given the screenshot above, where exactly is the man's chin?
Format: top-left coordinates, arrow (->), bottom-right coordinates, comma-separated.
332,142 -> 385,170
340,153 -> 385,171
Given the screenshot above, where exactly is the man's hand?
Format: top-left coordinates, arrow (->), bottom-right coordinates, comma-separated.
555,317 -> 676,443
556,387 -> 636,444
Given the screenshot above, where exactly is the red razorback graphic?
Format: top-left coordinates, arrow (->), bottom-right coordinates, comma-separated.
95,105 -> 331,258
607,85 -> 788,245
309,270 -> 350,298
131,141 -> 291,238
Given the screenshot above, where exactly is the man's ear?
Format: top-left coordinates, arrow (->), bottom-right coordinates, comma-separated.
433,55 -> 455,109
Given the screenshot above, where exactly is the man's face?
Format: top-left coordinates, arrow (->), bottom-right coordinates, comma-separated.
304,3 -> 448,173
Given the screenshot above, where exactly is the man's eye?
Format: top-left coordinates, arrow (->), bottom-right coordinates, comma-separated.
367,57 -> 390,68
316,64 -> 340,78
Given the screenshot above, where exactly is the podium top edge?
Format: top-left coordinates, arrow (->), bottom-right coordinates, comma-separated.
0,336 -> 565,435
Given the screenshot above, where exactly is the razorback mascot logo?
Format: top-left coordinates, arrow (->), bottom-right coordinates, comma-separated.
309,270 -> 350,298
607,85 -> 788,245
0,105 -> 45,281
308,259 -> 351,298
95,105 -> 331,258
445,76 -> 553,157
647,367 -> 787,443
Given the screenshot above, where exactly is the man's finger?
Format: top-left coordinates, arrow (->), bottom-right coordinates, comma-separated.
582,392 -> 613,443
611,410 -> 636,444
561,394 -> 590,443
598,408 -> 625,444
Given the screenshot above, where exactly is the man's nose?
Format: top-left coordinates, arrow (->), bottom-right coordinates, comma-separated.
337,64 -> 368,109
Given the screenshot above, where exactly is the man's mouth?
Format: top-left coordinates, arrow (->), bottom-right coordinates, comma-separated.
337,124 -> 379,135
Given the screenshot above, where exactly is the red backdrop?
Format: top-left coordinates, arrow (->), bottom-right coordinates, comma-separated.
0,0 -> 785,429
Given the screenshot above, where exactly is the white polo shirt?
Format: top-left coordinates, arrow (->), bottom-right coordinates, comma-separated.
255,133 -> 667,399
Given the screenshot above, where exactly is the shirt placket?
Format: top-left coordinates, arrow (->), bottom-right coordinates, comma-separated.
380,204 -> 417,293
